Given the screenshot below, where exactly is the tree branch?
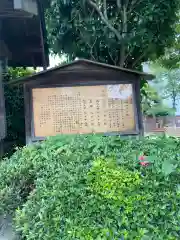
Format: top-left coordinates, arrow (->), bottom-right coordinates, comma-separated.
116,0 -> 121,9
128,0 -> 143,13
132,48 -> 148,68
119,45 -> 126,67
86,0 -> 122,41
108,47 -> 117,65
126,0 -> 130,9
90,37 -> 98,59
103,0 -> 108,19
87,0 -> 129,67
119,6 -> 127,66
79,30 -> 97,60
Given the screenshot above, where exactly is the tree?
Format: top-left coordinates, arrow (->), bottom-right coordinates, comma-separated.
46,0 -> 179,68
141,83 -> 174,117
149,63 -> 180,110
141,83 -> 160,115
148,13 -> 180,112
155,13 -> 180,69
163,69 -> 180,109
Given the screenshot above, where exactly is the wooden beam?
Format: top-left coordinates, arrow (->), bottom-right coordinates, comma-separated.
0,10 -> 33,18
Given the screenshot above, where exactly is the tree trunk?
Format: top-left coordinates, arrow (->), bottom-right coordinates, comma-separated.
119,6 -> 127,67
172,95 -> 176,110
0,140 -> 3,157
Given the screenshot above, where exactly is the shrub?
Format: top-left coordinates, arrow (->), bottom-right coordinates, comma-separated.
3,67 -> 34,155
0,135 -> 180,239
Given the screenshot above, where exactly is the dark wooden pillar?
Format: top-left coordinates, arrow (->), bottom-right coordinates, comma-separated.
37,0 -> 48,70
0,19 -> 8,156
135,77 -> 144,136
0,60 -> 6,157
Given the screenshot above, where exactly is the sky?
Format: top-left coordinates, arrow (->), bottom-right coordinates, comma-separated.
49,54 -> 65,68
36,54 -> 65,72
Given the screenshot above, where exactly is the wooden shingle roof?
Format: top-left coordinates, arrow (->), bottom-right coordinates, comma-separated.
9,59 -> 155,85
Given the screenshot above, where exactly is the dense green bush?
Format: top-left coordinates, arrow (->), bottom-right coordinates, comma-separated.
3,68 -> 34,154
0,135 -> 180,239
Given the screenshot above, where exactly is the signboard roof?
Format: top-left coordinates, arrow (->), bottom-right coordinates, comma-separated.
9,59 -> 155,85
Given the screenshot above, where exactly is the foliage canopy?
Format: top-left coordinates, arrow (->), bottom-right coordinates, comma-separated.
141,83 -> 174,116
162,69 -> 180,109
156,13 -> 180,69
46,0 -> 179,68
149,63 -> 180,110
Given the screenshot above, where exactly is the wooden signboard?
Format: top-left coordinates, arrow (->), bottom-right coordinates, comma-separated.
32,84 -> 136,137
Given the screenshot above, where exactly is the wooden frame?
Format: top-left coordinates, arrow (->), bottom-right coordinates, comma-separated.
25,84 -> 141,144
29,81 -> 138,142
12,59 -> 154,144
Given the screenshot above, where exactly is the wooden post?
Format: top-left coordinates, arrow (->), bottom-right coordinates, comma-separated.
37,0 -> 48,71
135,77 -> 144,136
0,19 -> 8,156
0,61 -> 5,157
0,140 -> 3,157
0,58 -> 7,157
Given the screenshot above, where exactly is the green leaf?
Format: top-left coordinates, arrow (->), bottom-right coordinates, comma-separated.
161,160 -> 176,176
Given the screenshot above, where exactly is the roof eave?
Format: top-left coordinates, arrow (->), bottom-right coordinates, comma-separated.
7,59 -> 155,85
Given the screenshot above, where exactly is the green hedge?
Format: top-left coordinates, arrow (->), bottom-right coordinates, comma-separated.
0,135 -> 180,239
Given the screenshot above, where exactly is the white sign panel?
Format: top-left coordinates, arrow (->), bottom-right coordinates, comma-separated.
107,84 -> 132,100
